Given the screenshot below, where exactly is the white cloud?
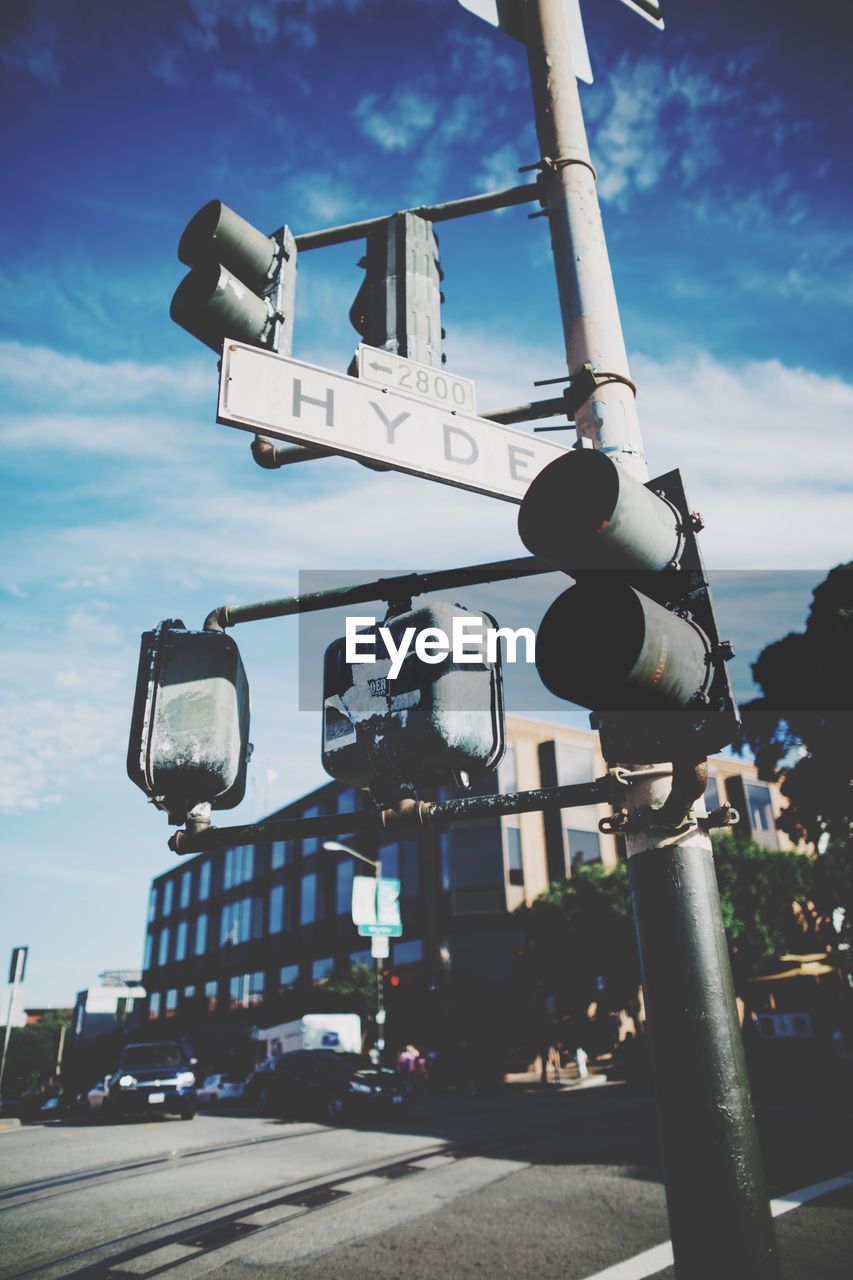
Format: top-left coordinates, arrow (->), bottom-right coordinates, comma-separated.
354,89 -> 438,153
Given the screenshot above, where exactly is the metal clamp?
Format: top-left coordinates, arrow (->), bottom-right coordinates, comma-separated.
520,155 -> 598,182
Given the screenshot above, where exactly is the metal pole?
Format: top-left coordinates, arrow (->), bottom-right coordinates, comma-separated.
0,986 -> 16,1098
520,3 -> 779,1275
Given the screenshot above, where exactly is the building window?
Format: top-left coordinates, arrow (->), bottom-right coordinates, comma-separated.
556,743 -> 601,833
271,840 -> 293,870
302,805 -> 321,854
224,844 -> 255,889
148,886 -> 158,923
350,949 -> 372,967
183,984 -> 196,1000
219,897 -> 259,947
300,872 -> 321,924
440,823 -> 503,892
505,824 -> 524,887
157,927 -> 170,967
337,788 -> 358,814
379,839 -> 420,897
746,782 -> 774,834
179,869 -> 192,909
204,980 -> 217,1012
279,964 -> 299,991
195,913 -> 208,956
175,920 -> 188,962
198,860 -> 211,901
269,884 -> 287,935
312,956 -> 334,985
499,743 -> 517,794
162,879 -> 174,916
165,989 -> 178,1019
705,774 -> 720,813
393,939 -> 424,966
566,828 -> 601,865
336,859 -> 354,916
143,932 -> 153,970
229,972 -> 266,1010
149,992 -> 161,1020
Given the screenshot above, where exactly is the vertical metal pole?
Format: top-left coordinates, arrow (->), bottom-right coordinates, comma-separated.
520,3 -> 779,1276
0,985 -> 16,1097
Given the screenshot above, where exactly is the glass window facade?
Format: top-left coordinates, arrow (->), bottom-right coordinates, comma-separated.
747,782 -> 774,834
162,879 -> 174,916
219,897 -> 258,947
300,872 -> 321,924
148,886 -> 158,923
393,938 -> 424,966
224,845 -> 254,889
566,828 -> 601,865
336,858 -> 354,915
198,861 -> 211,901
179,870 -> 192,909
149,992 -> 161,1020
157,927 -> 170,967
705,774 -> 720,812
175,920 -> 188,962
279,964 -> 299,990
271,840 -> 292,870
312,956 -> 334,984
440,822 -> 503,892
379,839 -> 420,896
205,981 -> 217,1012
302,806 -> 321,854
195,913 -> 207,955
165,989 -> 178,1018
269,884 -> 286,934
505,824 -> 524,886
229,971 -> 265,1009
350,949 -> 372,967
143,932 -> 153,970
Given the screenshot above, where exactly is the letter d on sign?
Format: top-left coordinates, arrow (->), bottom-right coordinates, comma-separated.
443,423 -> 479,465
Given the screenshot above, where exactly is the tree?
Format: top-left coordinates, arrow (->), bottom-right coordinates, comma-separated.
739,562 -> 853,844
0,1010 -> 72,1095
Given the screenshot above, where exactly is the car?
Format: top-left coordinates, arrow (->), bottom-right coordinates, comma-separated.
97,1042 -> 198,1120
245,1050 -> 414,1123
197,1073 -> 246,1106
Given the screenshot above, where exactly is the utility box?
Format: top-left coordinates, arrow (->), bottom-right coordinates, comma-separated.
127,620 -> 251,820
322,601 -> 505,793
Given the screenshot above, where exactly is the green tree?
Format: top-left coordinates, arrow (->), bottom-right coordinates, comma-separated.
739,562 -> 852,844
0,1010 -> 72,1095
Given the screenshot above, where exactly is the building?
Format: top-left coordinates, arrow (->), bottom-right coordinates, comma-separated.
140,716 -> 791,1051
72,970 -> 146,1042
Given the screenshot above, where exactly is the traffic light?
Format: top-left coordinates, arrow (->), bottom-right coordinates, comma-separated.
127,620 -> 251,822
518,449 -> 738,761
170,199 -> 296,354
322,601 -> 505,797
349,212 -> 444,370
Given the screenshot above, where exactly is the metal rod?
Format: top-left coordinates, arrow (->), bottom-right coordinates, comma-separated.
294,183 -> 541,251
522,3 -> 778,1274
167,778 -> 614,855
203,554 -> 552,631
481,394 -> 569,425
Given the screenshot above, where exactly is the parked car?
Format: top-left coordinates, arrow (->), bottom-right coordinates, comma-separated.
245,1050 -> 414,1123
93,1042 -> 197,1120
197,1074 -> 246,1106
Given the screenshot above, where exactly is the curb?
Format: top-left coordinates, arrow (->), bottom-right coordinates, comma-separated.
0,1118 -> 22,1131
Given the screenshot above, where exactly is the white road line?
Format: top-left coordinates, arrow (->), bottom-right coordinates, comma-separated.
580,1170 -> 853,1280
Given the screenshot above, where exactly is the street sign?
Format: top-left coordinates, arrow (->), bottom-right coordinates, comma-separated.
457,0 -> 593,84
358,922 -> 403,938
218,342 -> 567,503
8,947 -> 27,985
617,0 -> 664,30
357,345 -> 476,414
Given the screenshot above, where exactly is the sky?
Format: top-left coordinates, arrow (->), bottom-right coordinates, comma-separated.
1,0 -> 851,1007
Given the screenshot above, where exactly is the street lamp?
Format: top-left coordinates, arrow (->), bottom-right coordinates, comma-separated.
321,841 -> 385,1062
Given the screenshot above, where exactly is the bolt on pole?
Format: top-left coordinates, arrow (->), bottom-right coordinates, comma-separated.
520,2 -> 779,1276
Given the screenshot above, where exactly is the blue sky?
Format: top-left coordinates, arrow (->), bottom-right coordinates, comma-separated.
1,0 -> 851,1006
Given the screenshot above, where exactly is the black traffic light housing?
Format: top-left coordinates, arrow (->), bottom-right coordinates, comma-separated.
127,620 -> 251,823
519,449 -> 738,762
170,199 -> 296,355
349,212 -> 444,371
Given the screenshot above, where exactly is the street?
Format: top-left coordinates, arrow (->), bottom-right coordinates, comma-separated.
1,1081 -> 851,1280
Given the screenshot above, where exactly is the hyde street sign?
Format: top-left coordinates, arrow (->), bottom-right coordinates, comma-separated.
218,341 -> 567,503
357,344 -> 476,414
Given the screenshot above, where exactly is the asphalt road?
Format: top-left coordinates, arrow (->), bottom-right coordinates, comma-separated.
1,1082 -> 850,1280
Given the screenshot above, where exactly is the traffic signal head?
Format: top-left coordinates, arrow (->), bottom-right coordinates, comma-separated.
127,620 -> 251,822
350,212 -> 444,370
322,601 -> 505,795
518,450 -> 738,761
170,199 -> 296,354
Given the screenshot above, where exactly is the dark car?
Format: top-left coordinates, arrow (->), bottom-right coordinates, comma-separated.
101,1041 -> 197,1120
245,1050 -> 413,1123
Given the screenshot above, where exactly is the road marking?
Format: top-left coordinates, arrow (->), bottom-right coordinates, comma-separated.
580,1170 -> 853,1280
